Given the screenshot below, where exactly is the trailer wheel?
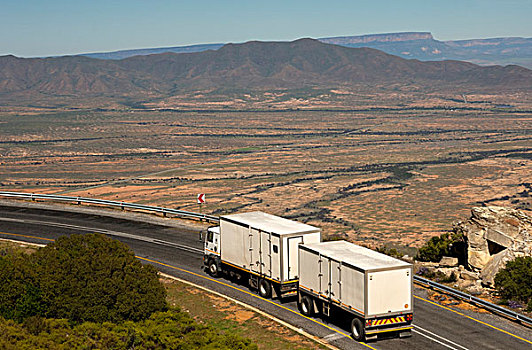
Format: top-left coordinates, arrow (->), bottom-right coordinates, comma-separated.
258,279 -> 272,298
298,295 -> 313,316
208,259 -> 219,277
351,318 -> 365,341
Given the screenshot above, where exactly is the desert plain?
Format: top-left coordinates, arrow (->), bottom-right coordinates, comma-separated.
1,90 -> 531,254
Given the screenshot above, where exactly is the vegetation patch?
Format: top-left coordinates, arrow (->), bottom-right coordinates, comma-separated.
0,233 -> 166,324
164,278 -> 326,350
0,236 -> 257,349
494,256 -> 532,311
416,231 -> 465,263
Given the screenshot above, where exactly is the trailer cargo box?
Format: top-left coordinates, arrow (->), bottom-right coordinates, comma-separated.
298,241 -> 413,341
204,211 -> 321,298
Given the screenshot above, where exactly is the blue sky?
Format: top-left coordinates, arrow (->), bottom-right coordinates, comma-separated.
2,0 -> 531,57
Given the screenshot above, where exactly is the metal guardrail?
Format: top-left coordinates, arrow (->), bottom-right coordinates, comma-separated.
414,275 -> 532,328
1,191 -> 530,328
0,191 -> 219,223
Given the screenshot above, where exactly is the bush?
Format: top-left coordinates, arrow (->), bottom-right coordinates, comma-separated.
0,252 -> 44,322
494,256 -> 532,307
0,233 -> 167,324
416,232 -> 464,262
0,310 -> 257,350
416,267 -> 457,283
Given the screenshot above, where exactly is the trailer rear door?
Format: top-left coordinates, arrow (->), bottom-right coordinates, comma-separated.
367,268 -> 412,316
287,236 -> 302,280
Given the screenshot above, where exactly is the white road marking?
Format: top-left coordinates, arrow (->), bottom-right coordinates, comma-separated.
322,332 -> 345,342
413,324 -> 469,350
0,217 -> 203,254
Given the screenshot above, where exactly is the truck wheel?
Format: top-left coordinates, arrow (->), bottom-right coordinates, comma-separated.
258,279 -> 272,298
298,295 -> 313,316
351,318 -> 365,341
208,260 -> 219,277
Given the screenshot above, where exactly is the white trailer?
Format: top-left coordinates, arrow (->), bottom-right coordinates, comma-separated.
203,211 -> 321,298
298,241 -> 413,341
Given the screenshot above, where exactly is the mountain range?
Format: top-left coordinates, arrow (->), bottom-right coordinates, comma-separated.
80,32 -> 532,69
1,38 -> 531,108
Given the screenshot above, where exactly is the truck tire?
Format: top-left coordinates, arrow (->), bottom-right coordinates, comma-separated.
298,295 -> 313,316
351,318 -> 365,341
208,259 -> 219,277
258,279 -> 272,298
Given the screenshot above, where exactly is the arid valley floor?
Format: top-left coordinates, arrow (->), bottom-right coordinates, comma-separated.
1,96 -> 531,254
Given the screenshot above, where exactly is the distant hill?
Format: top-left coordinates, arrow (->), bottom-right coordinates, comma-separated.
1,38 -> 531,107
321,33 -> 532,69
82,43 -> 224,60
78,32 -> 532,69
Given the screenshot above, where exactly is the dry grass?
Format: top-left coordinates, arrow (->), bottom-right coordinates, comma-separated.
163,278 -> 326,349
1,100 -> 531,251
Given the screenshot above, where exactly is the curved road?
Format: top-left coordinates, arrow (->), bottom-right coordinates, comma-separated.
0,202 -> 530,350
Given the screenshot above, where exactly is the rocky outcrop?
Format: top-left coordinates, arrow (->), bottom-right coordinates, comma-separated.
439,256 -> 459,267
479,249 -> 516,286
454,206 -> 532,286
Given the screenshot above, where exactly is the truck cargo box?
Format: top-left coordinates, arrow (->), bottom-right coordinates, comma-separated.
220,211 -> 321,283
299,241 -> 413,317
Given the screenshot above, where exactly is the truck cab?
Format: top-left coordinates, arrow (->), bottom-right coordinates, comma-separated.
203,226 -> 221,275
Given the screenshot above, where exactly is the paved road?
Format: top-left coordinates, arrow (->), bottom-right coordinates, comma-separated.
0,203 -> 530,350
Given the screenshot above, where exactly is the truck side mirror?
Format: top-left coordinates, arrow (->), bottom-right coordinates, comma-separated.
199,231 -> 204,242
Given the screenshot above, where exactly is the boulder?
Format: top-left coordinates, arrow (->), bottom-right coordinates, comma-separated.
454,207 -> 532,272
460,270 -> 479,281
480,249 -> 516,287
402,255 -> 414,263
467,250 -> 491,270
456,279 -> 475,289
436,267 -> 459,278
465,284 -> 484,296
439,256 -> 459,267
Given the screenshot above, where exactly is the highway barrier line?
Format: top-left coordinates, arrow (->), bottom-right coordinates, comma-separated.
137,256 -> 378,350
414,295 -> 532,345
0,231 -> 55,242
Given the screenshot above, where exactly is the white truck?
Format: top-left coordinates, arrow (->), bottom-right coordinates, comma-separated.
203,211 -> 321,298
298,241 -> 413,341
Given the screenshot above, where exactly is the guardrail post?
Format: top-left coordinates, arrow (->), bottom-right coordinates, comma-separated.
31,194 -> 35,201
120,202 -> 124,210
162,210 -> 167,218
77,197 -> 81,205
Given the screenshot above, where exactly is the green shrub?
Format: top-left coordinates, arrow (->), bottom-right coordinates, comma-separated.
0,253 -> 44,322
0,310 -> 257,350
416,232 -> 465,262
494,256 -> 532,306
0,233 -> 167,324
416,267 -> 457,283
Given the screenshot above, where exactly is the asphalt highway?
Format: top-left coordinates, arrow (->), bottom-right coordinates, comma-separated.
0,203 -> 530,350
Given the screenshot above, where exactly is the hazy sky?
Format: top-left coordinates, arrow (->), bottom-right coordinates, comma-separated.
2,0 -> 531,57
